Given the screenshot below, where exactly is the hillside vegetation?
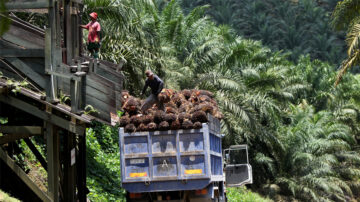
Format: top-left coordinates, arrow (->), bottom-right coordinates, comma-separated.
81,0 -> 360,201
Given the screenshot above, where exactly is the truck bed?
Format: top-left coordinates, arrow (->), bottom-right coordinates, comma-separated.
119,117 -> 223,193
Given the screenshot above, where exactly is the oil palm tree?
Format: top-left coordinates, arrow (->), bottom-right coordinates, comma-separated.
331,0 -> 360,85
271,105 -> 360,201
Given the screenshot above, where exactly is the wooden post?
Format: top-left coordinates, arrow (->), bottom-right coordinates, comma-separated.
46,122 -> 59,202
70,79 -> 78,113
77,133 -> 87,202
63,131 -> 76,201
64,0 -> 73,64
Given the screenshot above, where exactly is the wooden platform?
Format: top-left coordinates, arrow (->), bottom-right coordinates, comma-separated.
0,1 -> 125,201
0,15 -> 124,125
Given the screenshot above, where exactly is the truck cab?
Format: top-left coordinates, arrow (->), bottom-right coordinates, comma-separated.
223,145 -> 253,187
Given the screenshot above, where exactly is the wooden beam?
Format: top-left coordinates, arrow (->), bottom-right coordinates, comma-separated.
0,126 -> 42,135
71,0 -> 83,4
77,134 -> 87,202
0,133 -> 42,145
45,69 -> 81,82
0,147 -> 51,202
24,138 -> 47,171
62,132 -> 76,201
46,122 -> 59,202
0,49 -> 45,58
0,95 -> 86,135
4,58 -> 46,89
5,0 -> 50,10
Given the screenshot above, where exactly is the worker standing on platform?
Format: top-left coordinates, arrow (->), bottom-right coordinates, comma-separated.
141,70 -> 165,113
80,12 -> 101,59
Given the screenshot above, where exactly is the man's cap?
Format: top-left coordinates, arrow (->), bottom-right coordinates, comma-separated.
90,12 -> 98,20
145,70 -> 153,77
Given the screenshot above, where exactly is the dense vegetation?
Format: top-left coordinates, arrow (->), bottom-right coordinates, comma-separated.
80,0 -> 360,201
179,0 -> 346,64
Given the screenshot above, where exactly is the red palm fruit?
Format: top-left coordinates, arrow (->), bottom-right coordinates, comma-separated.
178,113 -> 191,123
123,97 -> 140,112
121,90 -> 130,105
192,111 -> 208,123
198,90 -> 214,98
165,114 -> 177,124
182,119 -> 193,129
142,115 -> 153,124
171,119 -> 181,130
130,115 -> 142,126
213,110 -> 224,120
210,99 -> 218,107
125,124 -> 136,133
179,103 -> 193,113
198,95 -> 211,103
165,101 -> 177,109
153,110 -> 165,123
172,93 -> 186,107
119,116 -> 130,127
189,94 -> 199,104
158,93 -> 170,103
165,107 -> 177,114
137,123 -> 147,131
181,89 -> 192,100
159,121 -> 170,130
193,121 -> 202,129
199,102 -> 214,114
147,122 -> 157,131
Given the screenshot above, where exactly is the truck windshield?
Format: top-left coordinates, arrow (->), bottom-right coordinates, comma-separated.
229,149 -> 248,164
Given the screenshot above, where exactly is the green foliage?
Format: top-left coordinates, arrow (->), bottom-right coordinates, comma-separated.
180,0 -> 346,64
227,187 -> 272,202
0,189 -> 21,202
331,0 -> 360,85
5,79 -> 29,94
84,105 -> 99,115
86,124 -> 125,201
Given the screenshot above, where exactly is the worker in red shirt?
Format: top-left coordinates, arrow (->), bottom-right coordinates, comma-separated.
81,12 -> 101,59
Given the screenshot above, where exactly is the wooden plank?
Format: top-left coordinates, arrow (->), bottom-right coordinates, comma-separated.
5,0 -> 50,10
0,133 -> 42,144
45,69 -> 81,81
24,138 -> 47,170
8,15 -> 45,37
71,0 -> 83,4
0,95 -> 86,135
62,132 -> 76,201
15,84 -> 93,123
85,85 -> 115,105
64,1 -> 73,64
46,122 -> 59,202
5,57 -> 46,89
86,76 -> 115,96
2,24 -> 44,48
0,49 -> 44,57
77,134 -> 86,202
0,126 -> 42,135
0,147 -> 51,202
95,65 -> 123,84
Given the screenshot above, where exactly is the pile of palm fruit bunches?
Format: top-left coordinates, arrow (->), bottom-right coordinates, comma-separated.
120,89 -> 223,133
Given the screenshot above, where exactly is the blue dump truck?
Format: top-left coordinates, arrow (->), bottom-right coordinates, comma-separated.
119,115 -> 252,201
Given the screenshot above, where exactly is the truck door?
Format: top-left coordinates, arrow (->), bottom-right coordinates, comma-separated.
223,145 -> 253,187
